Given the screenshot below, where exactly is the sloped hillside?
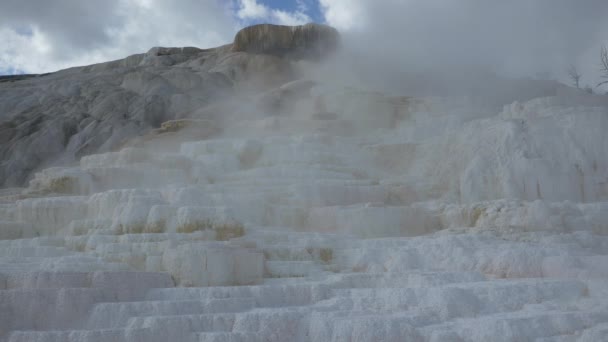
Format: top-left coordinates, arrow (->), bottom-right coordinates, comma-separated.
0,23 -> 338,187
1,23 -> 608,342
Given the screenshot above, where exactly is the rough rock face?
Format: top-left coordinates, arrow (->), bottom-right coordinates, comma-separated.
232,23 -> 340,60
0,52 -> 229,187
0,24 -> 339,188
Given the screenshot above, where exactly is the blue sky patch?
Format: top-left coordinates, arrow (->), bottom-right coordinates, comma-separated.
13,25 -> 34,37
0,66 -> 25,75
258,0 -> 324,23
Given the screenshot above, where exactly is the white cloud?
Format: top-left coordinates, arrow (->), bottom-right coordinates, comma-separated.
236,0 -> 269,20
235,0 -> 311,26
0,0 -> 238,74
271,9 -> 310,26
318,0 -> 365,31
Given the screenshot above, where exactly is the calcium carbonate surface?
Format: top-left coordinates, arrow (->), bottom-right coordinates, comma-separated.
1,83 -> 608,342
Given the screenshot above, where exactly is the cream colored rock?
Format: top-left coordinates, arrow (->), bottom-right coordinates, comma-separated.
232,23 -> 340,60
161,243 -> 263,286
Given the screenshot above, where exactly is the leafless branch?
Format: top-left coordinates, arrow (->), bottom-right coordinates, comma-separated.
598,46 -> 608,87
567,64 -> 581,89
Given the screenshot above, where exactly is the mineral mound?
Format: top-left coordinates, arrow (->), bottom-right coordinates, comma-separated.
232,23 -> 340,60
1,22 -> 608,342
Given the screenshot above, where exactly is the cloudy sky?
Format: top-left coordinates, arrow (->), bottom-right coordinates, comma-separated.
0,0 -> 325,75
1,0 -> 607,87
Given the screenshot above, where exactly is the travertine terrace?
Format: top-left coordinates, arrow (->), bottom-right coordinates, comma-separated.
1,24 -> 608,341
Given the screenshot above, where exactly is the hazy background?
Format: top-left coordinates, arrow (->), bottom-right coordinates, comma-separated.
1,0 -> 607,89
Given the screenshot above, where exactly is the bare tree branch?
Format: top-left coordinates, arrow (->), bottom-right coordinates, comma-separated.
598,46 -> 608,87
567,64 -> 581,89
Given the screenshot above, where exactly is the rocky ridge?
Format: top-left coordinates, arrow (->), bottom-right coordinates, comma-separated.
0,23 -> 339,188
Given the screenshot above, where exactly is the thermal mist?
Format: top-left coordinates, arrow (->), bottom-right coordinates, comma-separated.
323,0 -> 608,86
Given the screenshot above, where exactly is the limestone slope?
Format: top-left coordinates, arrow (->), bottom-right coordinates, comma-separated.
1,23 -> 608,342
0,23 -> 339,187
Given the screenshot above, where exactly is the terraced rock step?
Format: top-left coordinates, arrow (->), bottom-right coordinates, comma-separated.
2,65 -> 608,340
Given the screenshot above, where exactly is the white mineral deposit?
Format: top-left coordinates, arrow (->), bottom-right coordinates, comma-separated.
1,7 -> 608,342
